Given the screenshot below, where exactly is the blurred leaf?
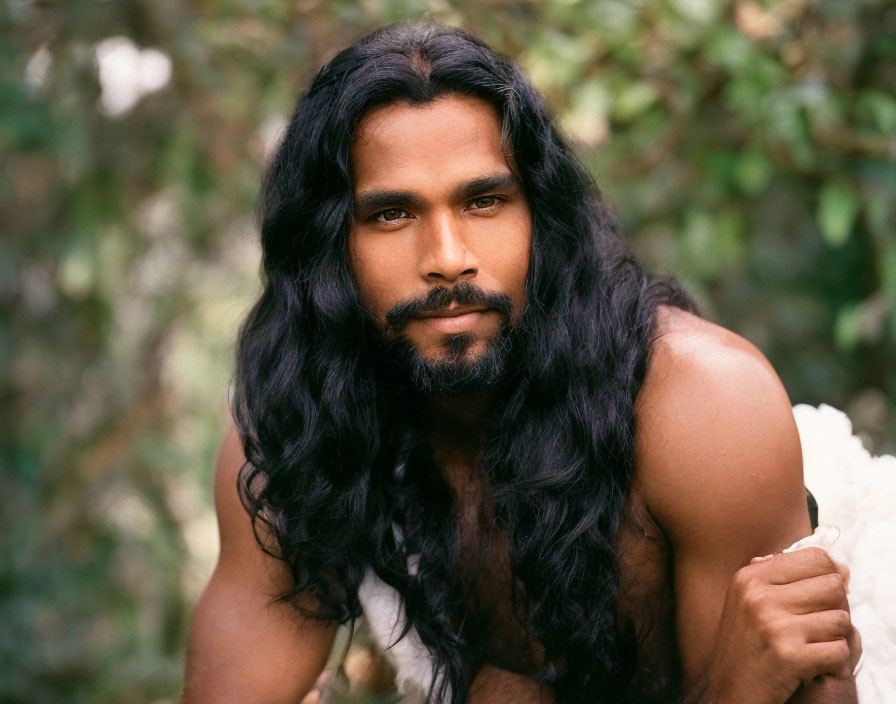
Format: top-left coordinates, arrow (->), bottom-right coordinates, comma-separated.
858,90 -> 896,136
611,81 -> 659,122
817,181 -> 859,247
883,244 -> 896,342
734,148 -> 774,194
834,302 -> 862,349
706,25 -> 754,71
682,208 -> 746,278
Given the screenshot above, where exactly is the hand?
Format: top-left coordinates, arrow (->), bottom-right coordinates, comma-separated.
299,670 -> 332,704
703,547 -> 860,704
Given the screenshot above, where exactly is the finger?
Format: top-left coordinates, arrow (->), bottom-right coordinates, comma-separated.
787,548 -> 851,588
795,609 -> 852,643
300,690 -> 320,704
848,624 -> 863,673
831,558 -> 850,589
793,639 -> 852,681
776,573 -> 848,614
753,548 -> 840,585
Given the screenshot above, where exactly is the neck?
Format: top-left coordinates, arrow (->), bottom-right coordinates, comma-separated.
426,393 -> 490,481
427,393 -> 489,429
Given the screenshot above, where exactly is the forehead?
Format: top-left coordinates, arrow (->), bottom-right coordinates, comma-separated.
351,94 -> 511,193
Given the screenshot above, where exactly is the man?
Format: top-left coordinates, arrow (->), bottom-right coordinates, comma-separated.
182,22 -> 859,704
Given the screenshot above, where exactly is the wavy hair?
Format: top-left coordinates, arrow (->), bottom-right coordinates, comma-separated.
232,21 -> 695,704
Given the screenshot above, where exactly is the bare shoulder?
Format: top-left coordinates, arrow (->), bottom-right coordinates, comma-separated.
634,305 -> 809,552
182,419 -> 336,704
212,422 -> 282,571
642,304 -> 784,404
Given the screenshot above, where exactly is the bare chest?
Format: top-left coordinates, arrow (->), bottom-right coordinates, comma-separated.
452,480 -> 679,687
454,484 -> 544,673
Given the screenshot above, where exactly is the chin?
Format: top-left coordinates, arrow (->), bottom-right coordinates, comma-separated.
438,331 -> 480,362
404,333 -> 507,396
376,318 -> 515,397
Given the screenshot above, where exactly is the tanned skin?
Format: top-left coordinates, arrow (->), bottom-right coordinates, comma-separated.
181,423 -> 337,704
182,96 -> 859,703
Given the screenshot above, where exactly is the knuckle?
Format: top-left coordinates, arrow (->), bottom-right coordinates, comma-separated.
731,566 -> 755,592
822,644 -> 851,680
852,626 -> 864,658
835,609 -> 852,633
824,571 -> 846,595
771,638 -> 797,667
837,609 -> 852,631
742,583 -> 768,615
804,547 -> 835,570
834,638 -> 850,664
817,550 -> 837,572
757,613 -> 781,642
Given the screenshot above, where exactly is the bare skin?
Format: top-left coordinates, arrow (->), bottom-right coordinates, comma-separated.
181,426 -> 337,704
182,95 -> 859,703
631,308 -> 859,704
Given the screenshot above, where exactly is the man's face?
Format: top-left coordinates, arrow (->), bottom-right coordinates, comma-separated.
348,94 -> 532,383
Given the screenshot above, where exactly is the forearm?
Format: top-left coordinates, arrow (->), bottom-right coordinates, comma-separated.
467,664 -> 556,704
785,676 -> 858,704
678,673 -> 857,704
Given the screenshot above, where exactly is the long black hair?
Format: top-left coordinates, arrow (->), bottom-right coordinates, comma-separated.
232,21 -> 694,704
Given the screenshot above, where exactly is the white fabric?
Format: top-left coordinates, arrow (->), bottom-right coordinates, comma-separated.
357,569 -> 436,701
358,404 -> 896,702
788,404 -> 896,703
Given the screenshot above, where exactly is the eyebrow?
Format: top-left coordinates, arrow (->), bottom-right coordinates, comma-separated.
352,172 -> 520,217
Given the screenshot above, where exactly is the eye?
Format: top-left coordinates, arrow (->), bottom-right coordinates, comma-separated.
468,196 -> 502,210
374,208 -> 411,223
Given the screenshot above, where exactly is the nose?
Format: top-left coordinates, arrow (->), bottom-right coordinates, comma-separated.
418,210 -> 478,283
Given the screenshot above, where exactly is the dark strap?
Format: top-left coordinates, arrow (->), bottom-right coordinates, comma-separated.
806,488 -> 819,531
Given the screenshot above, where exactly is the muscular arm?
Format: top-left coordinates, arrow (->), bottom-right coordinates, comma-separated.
181,422 -> 337,704
636,313 -> 857,704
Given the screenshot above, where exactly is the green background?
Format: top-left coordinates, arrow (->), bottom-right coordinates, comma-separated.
2,0 -> 894,701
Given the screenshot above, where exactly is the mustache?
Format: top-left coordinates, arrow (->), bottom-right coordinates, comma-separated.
384,281 -> 515,335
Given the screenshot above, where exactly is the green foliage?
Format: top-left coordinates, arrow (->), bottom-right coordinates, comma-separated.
817,180 -> 859,247
2,0 -> 894,701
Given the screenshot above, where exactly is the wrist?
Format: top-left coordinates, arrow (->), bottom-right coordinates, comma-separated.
785,675 -> 858,704
683,670 -> 772,704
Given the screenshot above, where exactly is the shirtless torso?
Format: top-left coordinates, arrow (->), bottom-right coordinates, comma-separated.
445,452 -> 675,698
423,307 -> 805,701
182,308 -> 858,704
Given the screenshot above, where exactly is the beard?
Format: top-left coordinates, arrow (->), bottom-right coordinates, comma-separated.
375,282 -> 517,397
384,322 -> 514,397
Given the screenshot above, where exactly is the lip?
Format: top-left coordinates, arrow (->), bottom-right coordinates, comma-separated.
415,306 -> 488,319
413,307 -> 489,334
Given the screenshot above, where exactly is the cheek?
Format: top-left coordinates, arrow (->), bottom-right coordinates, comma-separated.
348,239 -> 401,320
478,214 -> 530,274
497,222 -> 531,306
513,233 -> 532,285
512,256 -> 530,310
